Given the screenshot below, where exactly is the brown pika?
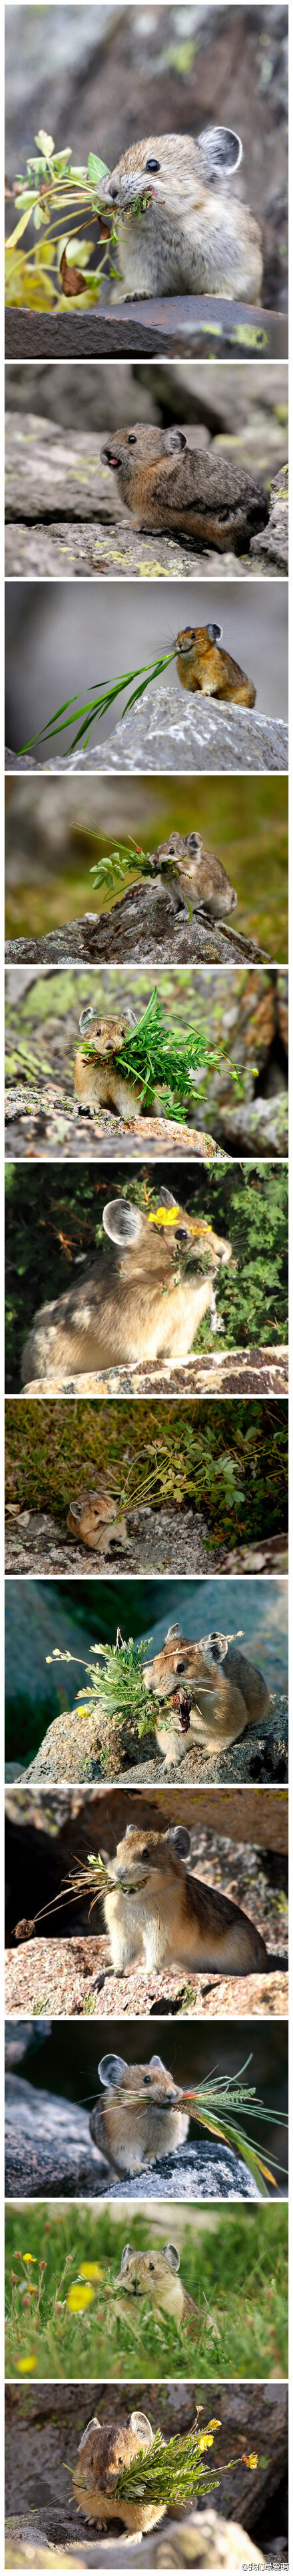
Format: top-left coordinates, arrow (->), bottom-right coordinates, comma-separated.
100,1819 -> 270,1979
73,2408 -> 163,2537
143,1624 -> 270,1769
101,423 -> 268,556
155,828 -> 237,920
21,1190 -> 232,1383
90,2049 -> 189,2174
98,125 -> 262,303
67,1479 -> 132,1557
175,621 -> 256,707
73,1005 -> 159,1123
113,2240 -> 198,2339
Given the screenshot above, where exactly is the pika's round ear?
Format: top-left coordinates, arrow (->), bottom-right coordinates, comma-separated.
103,1199 -> 143,1246
165,1624 -> 183,1642
121,2244 -> 134,2271
206,1631 -> 228,1664
79,1006 -> 95,1033
149,2053 -> 166,2073
79,2417 -> 101,2451
169,1823 -> 190,1860
166,428 -> 187,454
131,2413 -> 153,2447
127,1006 -> 137,1027
206,621 -> 222,645
162,2242 -> 180,2274
98,2053 -> 127,2087
188,832 -> 202,854
198,125 -> 242,177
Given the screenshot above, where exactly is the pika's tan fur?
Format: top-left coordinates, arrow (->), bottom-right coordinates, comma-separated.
101,423 -> 268,555
90,2049 -> 188,2174
73,1008 -> 159,1123
154,828 -> 237,920
98,126 -> 262,302
175,623 -> 256,707
114,2240 -> 198,2338
101,1821 -> 268,1976
73,2409 -> 162,2536
143,1625 -> 270,1768
67,1480 -> 131,1556
21,1192 -> 232,1383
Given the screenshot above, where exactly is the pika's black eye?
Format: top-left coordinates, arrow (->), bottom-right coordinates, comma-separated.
175,1660 -> 185,1673
141,1847 -> 150,1860
119,2456 -> 123,2464
149,2261 -> 154,2271
145,157 -> 160,170
128,434 -> 137,445
144,2075 -> 151,2085
174,1227 -> 188,1242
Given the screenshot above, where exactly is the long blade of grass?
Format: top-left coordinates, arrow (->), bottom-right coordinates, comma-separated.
19,650 -> 176,757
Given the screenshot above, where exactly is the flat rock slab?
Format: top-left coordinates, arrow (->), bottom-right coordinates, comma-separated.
5,1506 -> 220,1580
5,2077 -> 260,2200
20,1690 -> 288,1791
5,1934 -> 288,2022
5,298 -> 288,360
5,1090 -> 226,1163
8,693 -> 287,776
23,1348 -> 288,1400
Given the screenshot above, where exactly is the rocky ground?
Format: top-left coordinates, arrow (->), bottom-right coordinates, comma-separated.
5,1090 -> 226,1163
4,879 -> 272,971
19,1689 -> 288,1790
5,1933 -> 288,2022
4,1507 -> 222,1580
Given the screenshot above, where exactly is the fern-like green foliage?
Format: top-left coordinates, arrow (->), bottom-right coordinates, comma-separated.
115,2415 -> 253,2508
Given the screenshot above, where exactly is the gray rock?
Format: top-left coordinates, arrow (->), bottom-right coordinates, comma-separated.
5,2071 -> 108,2195
4,886 -> 269,970
251,465 -> 288,571
7,691 -> 286,775
5,2505 -> 265,2566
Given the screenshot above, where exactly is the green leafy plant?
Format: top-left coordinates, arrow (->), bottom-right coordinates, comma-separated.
5,1397 -> 288,1546
5,129 -> 118,310
79,984 -> 242,1120
45,1633 -> 158,1772
113,2417 -> 258,2509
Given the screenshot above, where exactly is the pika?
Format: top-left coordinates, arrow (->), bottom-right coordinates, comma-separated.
143,1624 -> 270,1769
154,828 -> 238,921
21,1191 -> 232,1383
98,125 -> 262,302
67,1479 -> 132,1556
73,2408 -> 163,2538
73,1006 -> 160,1123
90,2049 -> 188,2174
113,2240 -> 198,2339
100,1821 -> 270,1977
175,623 -> 256,707
101,424 -> 268,556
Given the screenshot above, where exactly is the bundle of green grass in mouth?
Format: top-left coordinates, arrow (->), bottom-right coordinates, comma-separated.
19,649 -> 176,759
81,984 -> 242,1119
